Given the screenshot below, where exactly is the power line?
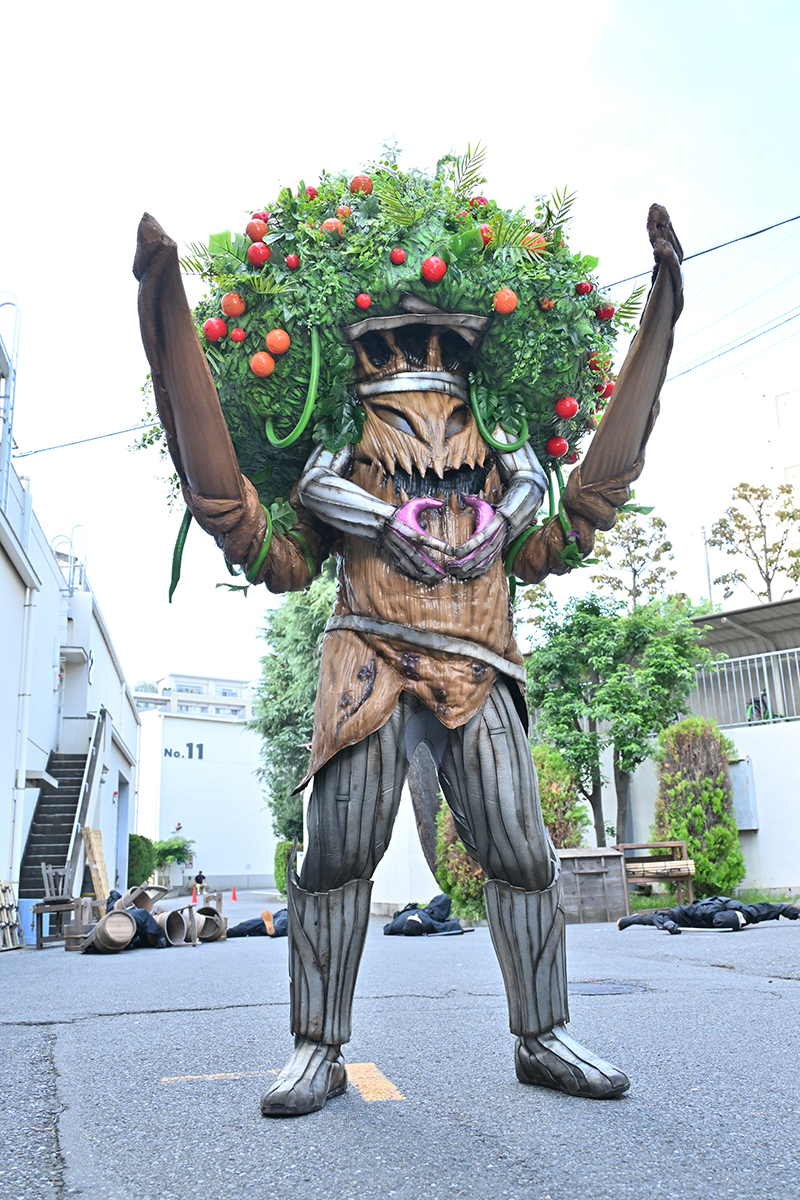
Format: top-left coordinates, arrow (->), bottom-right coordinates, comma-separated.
606,212 -> 800,288
13,421 -> 159,459
667,311 -> 800,381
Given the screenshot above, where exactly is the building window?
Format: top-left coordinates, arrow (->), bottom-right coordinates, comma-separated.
176,684 -> 205,694
216,686 -> 239,698
178,704 -> 191,712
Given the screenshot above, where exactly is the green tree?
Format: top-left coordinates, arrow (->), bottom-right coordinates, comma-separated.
590,511 -> 678,607
525,594 -> 712,847
653,716 -> 745,896
153,835 -> 195,868
531,745 -> 591,848
250,563 -> 337,841
709,481 -> 800,602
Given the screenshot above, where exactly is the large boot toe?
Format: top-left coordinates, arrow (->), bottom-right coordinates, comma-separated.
515,1025 -> 630,1100
261,1037 -> 347,1117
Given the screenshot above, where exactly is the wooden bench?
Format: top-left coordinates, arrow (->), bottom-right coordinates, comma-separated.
613,841 -> 695,906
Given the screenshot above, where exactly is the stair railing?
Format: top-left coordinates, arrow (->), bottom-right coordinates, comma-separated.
65,707 -> 108,895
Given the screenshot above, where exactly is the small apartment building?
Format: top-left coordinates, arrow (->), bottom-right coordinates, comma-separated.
135,675 -> 276,889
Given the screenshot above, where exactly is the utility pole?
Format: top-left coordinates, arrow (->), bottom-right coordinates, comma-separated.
701,526 -> 713,605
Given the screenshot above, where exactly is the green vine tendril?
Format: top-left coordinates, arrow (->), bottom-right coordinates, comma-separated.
265,327 -> 321,447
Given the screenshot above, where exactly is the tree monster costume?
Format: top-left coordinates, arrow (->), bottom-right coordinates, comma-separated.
134,155 -> 683,1115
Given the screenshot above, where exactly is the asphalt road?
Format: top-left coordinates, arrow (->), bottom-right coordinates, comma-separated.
2,891 -> 799,1200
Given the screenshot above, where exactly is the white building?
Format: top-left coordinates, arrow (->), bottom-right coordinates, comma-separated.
1,299 -> 138,927
134,675 -> 276,890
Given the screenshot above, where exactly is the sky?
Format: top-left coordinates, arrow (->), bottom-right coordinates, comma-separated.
2,0 -> 800,685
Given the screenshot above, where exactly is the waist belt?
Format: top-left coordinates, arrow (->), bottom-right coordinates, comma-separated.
324,614 -> 526,685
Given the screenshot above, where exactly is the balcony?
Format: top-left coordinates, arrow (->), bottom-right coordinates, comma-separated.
690,647 -> 800,728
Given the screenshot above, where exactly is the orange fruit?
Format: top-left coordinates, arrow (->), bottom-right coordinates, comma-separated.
221,292 -> 246,317
250,351 -> 275,377
337,205 -> 352,218
321,217 -> 344,236
265,329 -> 291,355
539,297 -> 555,311
493,288 -> 518,314
350,173 -> 373,195
246,218 -> 269,242
522,232 -> 546,253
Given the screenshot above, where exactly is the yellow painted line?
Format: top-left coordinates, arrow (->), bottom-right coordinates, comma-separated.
346,1063 -> 405,1102
160,1062 -> 404,1101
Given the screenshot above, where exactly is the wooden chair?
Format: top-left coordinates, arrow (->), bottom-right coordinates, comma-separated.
613,841 -> 695,907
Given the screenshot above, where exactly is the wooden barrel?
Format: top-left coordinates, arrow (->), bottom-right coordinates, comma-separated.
93,910 -> 136,953
196,907 -> 224,942
185,911 -> 206,942
155,909 -> 187,946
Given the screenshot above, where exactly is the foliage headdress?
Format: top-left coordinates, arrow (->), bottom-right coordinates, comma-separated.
181,146 -> 642,511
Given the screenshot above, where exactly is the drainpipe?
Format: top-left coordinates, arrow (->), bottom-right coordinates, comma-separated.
9,586 -> 37,888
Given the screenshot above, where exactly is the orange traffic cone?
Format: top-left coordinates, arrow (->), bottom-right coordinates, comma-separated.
191,886 -> 197,903
231,885 -> 237,901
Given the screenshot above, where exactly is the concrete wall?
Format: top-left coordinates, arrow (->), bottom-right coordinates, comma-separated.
136,711 -> 276,888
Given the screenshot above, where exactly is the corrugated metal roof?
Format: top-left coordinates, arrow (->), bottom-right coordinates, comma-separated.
691,597 -> 800,658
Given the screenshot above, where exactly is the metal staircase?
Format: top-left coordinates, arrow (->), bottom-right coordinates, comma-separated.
18,753 -> 87,899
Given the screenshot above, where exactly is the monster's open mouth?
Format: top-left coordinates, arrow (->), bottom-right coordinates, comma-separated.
391,461 -> 491,501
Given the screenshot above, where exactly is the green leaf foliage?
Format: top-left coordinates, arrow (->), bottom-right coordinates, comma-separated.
168,151 -> 638,510
249,564 -> 337,840
531,745 -> 591,848
524,592 -> 713,845
153,835 -> 195,869
653,717 -> 745,896
127,833 -> 156,888
273,839 -> 296,896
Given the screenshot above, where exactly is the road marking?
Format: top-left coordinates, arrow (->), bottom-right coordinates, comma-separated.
160,1063 -> 404,1100
346,1063 -> 405,1101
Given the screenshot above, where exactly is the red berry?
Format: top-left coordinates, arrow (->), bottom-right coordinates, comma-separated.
203,317 -> 227,341
522,232 -> 546,253
479,224 -> 494,246
356,293 -> 372,309
588,351 -> 607,372
305,186 -> 318,200
469,195 -> 488,207
251,210 -> 269,222
246,219 -> 269,242
230,328 -> 246,343
565,452 -> 580,464
546,436 -> 569,458
247,242 -> 271,266
337,205 -> 352,218
456,210 -> 470,221
390,247 -> 406,265
421,256 -> 447,283
555,396 -> 578,419
576,281 -> 593,296
600,379 -> 615,399
595,304 -> 615,321
539,297 -> 555,311
285,254 -> 300,270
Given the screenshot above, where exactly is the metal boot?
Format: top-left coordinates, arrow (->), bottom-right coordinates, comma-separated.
260,868 -> 372,1117
484,876 -> 630,1099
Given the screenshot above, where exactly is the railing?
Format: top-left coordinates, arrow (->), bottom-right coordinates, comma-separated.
690,648 -> 800,728
65,708 -> 108,894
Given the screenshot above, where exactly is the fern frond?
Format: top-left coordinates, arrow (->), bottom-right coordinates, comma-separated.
615,283 -> 647,322
372,172 -> 419,226
180,240 -> 214,276
247,272 -> 289,296
450,142 -> 487,201
541,187 -> 576,232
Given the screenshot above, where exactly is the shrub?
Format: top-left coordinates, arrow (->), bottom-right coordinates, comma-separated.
653,717 -> 745,897
434,800 -> 486,921
127,833 -> 156,887
531,745 -> 591,848
274,840 -> 299,897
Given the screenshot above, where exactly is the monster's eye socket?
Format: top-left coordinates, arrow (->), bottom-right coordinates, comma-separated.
372,405 -> 417,436
359,331 -> 392,369
445,406 -> 470,438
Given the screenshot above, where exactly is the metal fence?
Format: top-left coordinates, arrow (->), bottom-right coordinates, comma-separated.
690,648 -> 800,728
